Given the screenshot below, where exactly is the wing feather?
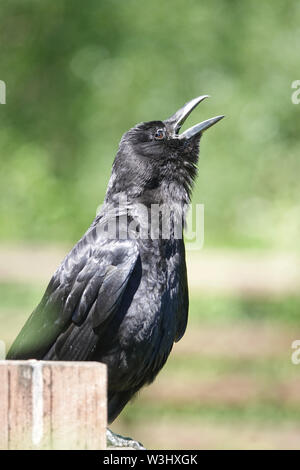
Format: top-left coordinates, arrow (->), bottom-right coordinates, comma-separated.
7,225 -> 139,360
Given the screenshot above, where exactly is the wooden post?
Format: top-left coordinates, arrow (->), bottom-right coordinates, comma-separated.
0,360 -> 107,450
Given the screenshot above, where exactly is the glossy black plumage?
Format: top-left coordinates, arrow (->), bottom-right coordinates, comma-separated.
7,97 -> 223,423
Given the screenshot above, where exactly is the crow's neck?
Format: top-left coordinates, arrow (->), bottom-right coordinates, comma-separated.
104,156 -> 197,237
102,183 -> 191,244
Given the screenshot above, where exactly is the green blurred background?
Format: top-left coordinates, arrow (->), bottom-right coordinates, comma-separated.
1,0 -> 300,449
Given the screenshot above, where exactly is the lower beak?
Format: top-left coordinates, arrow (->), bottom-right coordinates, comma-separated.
164,95 -> 224,139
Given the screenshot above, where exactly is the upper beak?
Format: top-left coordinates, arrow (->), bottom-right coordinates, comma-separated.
164,95 -> 224,139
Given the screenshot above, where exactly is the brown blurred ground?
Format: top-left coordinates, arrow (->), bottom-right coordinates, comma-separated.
1,244 -> 300,294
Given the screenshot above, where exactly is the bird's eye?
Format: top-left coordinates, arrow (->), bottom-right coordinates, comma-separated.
154,128 -> 165,140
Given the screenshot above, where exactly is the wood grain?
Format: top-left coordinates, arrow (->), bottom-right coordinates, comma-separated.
0,360 -> 107,449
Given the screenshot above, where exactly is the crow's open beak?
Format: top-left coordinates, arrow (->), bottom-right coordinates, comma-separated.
165,95 -> 224,139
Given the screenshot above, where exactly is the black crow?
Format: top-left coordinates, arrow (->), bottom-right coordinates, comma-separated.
7,96 -> 224,449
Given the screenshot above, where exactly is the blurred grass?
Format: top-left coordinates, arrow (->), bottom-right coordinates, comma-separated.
2,282 -> 300,339
121,403 -> 300,426
189,294 -> 300,325
0,1 -> 300,250
159,356 -> 296,380
0,283 -> 42,310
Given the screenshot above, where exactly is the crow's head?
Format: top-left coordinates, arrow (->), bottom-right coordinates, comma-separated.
106,96 -> 224,205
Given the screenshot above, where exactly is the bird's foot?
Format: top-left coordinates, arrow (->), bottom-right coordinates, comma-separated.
106,428 -> 146,450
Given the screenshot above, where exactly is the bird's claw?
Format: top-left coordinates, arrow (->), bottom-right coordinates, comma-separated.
106,428 -> 146,450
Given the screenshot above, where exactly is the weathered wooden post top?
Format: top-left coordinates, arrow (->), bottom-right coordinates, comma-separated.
0,360 -> 107,450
